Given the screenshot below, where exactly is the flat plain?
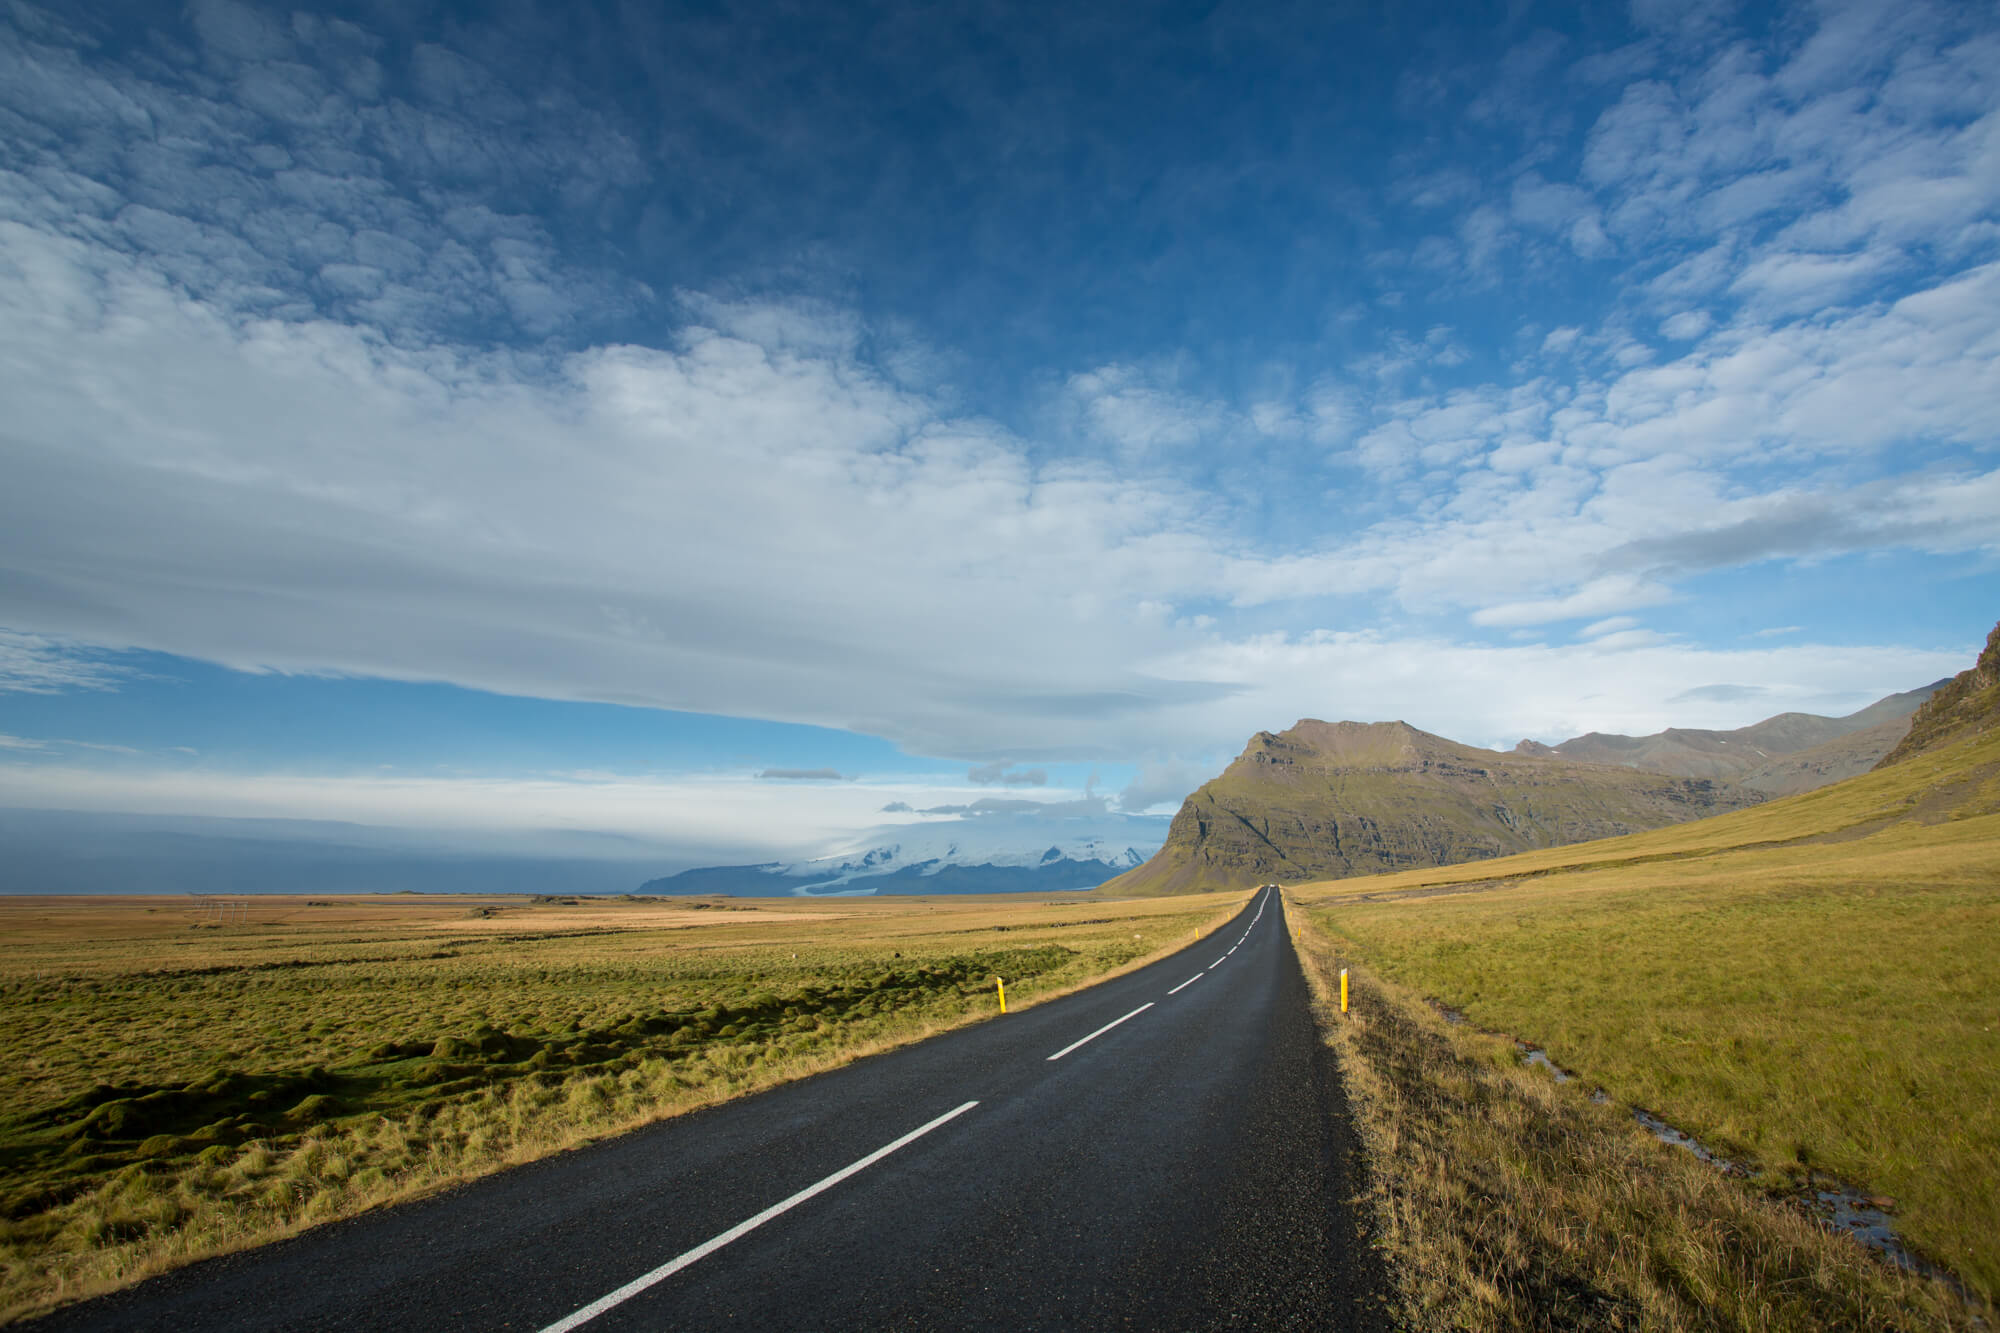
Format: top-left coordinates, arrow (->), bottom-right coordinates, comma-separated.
0,888 -> 1245,1322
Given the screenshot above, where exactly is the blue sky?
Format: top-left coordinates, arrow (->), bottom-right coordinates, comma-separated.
1,0 -> 1995,867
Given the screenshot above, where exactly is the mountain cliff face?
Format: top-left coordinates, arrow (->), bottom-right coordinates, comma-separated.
1102,719 -> 1764,895
1877,620 -> 2000,767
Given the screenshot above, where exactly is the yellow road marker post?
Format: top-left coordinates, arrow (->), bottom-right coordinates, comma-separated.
996,976 -> 1007,1013
1340,968 -> 1348,1014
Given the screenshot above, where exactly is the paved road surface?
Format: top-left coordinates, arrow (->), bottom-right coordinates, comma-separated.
36,888 -> 1389,1330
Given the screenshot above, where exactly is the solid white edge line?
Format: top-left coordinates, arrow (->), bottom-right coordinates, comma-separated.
536,1100 -> 981,1333
1045,1002 -> 1155,1062
1167,972 -> 1203,995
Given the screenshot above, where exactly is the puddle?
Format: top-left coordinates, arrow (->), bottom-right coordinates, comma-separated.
1631,1107 -> 1751,1179
1516,1040 -> 1573,1083
1816,1187 -> 1910,1269
1629,1115 -> 1944,1278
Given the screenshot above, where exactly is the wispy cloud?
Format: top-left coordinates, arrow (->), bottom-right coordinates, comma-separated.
0,631 -> 136,695
967,762 -> 1047,787
0,762 -> 1044,861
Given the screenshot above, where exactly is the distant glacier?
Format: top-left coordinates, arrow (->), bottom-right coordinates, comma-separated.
640,812 -> 1169,896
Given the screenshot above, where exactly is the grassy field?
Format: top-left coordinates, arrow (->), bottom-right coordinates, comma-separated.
1291,721 -> 2000,1324
1289,904 -> 1979,1331
0,888 -> 1246,1322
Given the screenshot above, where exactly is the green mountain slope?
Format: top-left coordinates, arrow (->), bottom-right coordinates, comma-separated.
1103,719 -> 1764,895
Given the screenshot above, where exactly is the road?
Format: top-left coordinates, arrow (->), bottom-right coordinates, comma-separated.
35,888 -> 1390,1331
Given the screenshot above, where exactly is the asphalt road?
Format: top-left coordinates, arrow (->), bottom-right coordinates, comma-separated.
36,888 -> 1390,1331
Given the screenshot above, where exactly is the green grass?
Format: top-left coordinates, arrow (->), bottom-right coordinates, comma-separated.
0,891 -> 1243,1321
1289,903 -> 1981,1330
1294,722 -> 2000,1310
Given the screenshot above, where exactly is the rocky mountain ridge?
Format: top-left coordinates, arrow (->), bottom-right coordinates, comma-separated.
1104,673 -> 1965,896
1877,622 -> 2000,766
1511,682 -> 1944,786
1102,719 -> 1763,895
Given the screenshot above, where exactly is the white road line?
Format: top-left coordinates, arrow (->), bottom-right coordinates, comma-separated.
1167,973 -> 1203,995
536,1100 -> 980,1333
1211,955 -> 1228,968
1045,1003 -> 1154,1062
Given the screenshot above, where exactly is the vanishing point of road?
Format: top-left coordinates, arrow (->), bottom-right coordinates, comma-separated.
36,887 -> 1390,1331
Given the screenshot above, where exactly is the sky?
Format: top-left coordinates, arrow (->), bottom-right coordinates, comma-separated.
1,0 -> 1996,870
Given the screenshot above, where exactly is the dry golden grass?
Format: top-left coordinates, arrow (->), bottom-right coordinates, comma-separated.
0,888 -> 1248,1323
1288,901 -> 1984,1331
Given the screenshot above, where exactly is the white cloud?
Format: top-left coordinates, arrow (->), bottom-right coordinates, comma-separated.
18,198 -> 1980,754
1472,575 -> 1676,628
1731,247 -> 1900,314
1660,310 -> 1710,340
1510,172 -> 1614,257
0,760 -> 1135,866
0,763 -> 905,860
967,761 -> 1048,787
1116,757 -> 1217,814
1064,363 -> 1228,458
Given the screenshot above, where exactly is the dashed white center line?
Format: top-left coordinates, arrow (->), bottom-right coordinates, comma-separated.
536,1099 -> 980,1333
543,883 -> 1279,1330
1045,1003 -> 1154,1061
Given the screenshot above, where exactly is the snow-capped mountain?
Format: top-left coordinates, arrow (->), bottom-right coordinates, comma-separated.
639,812 -> 1169,897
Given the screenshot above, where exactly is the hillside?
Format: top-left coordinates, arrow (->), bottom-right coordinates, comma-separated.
1878,620 -> 2000,765
1512,682 -> 1944,782
1101,719 -> 1763,895
1731,717 -> 1913,796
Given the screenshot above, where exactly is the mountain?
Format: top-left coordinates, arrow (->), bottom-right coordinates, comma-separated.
1729,717 -> 1916,797
639,813 -> 1167,896
1511,683 -> 1946,785
1878,620 -> 2000,767
1100,720 -> 1763,896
